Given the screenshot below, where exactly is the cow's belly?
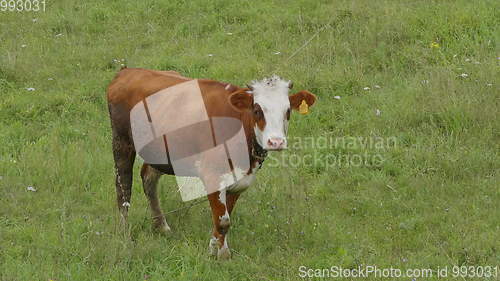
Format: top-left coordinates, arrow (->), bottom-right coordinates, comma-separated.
151,162 -> 259,193
149,163 -> 199,177
227,173 -> 256,193
224,165 -> 259,194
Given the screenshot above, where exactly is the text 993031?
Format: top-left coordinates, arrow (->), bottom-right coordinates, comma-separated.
0,0 -> 46,12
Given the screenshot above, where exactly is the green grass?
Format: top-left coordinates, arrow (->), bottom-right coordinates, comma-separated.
1,0 -> 499,280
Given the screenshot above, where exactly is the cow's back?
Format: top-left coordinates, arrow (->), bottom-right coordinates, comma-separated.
106,68 -> 250,176
107,68 -> 192,109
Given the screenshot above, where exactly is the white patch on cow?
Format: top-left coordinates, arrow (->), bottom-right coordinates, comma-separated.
254,125 -> 265,147
219,210 -> 230,226
218,167 -> 258,195
229,173 -> 255,193
249,75 -> 291,149
222,235 -> 228,249
218,188 -> 227,206
219,173 -> 233,194
226,167 -> 258,193
217,235 -> 230,259
233,167 -> 248,180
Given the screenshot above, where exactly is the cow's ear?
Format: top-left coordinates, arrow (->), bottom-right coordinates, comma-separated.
289,90 -> 317,111
229,90 -> 253,112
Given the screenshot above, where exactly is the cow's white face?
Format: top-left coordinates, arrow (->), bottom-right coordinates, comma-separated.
229,75 -> 317,151
250,76 -> 291,150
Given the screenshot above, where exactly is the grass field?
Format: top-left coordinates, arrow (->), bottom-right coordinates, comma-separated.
1,0 -> 499,280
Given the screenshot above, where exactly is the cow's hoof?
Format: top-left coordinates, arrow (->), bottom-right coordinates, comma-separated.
217,247 -> 231,260
155,223 -> 172,235
208,237 -> 218,257
119,210 -> 128,226
153,217 -> 171,235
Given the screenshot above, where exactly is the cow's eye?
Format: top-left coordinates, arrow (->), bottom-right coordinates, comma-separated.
285,108 -> 290,120
254,109 -> 263,119
253,104 -> 264,119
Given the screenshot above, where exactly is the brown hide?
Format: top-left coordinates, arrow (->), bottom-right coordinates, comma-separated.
107,68 -> 255,175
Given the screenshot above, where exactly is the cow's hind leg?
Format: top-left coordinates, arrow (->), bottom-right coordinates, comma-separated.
109,102 -> 136,228
141,164 -> 171,234
112,134 -> 135,227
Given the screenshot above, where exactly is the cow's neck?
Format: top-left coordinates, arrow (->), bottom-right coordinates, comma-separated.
251,137 -> 268,169
242,111 -> 268,171
240,109 -> 267,170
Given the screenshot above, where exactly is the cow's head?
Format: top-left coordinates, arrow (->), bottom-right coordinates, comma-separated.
229,75 -> 316,151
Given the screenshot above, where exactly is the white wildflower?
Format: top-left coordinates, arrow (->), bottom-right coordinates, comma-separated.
363,87 -> 370,91
375,109 -> 381,116
207,54 -> 214,57
333,96 -> 341,100
27,186 -> 37,192
21,44 -> 27,48
226,32 -> 233,35
26,88 -> 36,91
274,51 -> 281,55
55,33 -> 63,37
374,85 -> 381,89
459,73 -> 468,78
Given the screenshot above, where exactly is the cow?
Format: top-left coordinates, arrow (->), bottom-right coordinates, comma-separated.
106,68 -> 316,259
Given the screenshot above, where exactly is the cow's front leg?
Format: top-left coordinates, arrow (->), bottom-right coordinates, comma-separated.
208,190 -> 232,259
141,164 -> 171,234
199,158 -> 241,260
207,190 -> 240,259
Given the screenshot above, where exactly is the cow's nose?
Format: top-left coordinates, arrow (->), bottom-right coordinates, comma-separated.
267,138 -> 286,150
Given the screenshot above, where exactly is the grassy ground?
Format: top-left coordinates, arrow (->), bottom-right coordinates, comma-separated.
1,0 -> 499,280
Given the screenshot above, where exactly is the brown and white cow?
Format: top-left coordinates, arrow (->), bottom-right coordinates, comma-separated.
107,68 -> 316,259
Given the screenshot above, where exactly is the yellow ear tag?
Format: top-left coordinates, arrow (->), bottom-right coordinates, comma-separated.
299,100 -> 309,115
